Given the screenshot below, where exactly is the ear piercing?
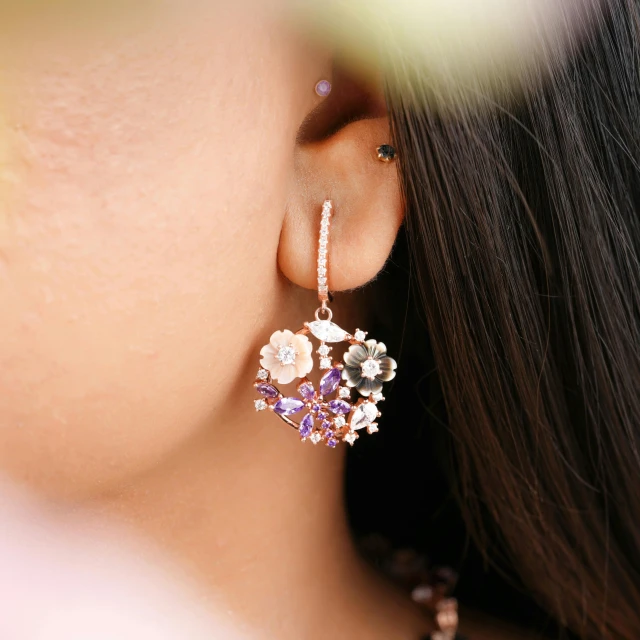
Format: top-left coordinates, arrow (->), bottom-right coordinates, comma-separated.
315,80 -> 332,97
377,145 -> 396,162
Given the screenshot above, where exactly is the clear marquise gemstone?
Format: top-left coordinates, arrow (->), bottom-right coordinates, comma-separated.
361,358 -> 381,380
307,320 -> 348,343
277,344 -> 297,365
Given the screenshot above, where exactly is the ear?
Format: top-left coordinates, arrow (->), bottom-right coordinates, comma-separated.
279,82 -> 403,292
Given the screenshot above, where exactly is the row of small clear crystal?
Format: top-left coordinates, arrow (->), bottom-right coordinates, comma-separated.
318,200 -> 332,300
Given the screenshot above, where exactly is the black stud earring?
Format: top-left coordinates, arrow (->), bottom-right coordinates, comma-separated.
377,145 -> 396,162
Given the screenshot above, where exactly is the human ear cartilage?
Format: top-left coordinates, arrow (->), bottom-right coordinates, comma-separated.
253,200 -> 397,448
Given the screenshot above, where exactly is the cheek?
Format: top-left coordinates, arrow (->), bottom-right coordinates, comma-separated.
0,8 -> 309,498
0,205 -> 277,498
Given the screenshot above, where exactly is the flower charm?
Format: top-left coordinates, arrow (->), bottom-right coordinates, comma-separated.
260,330 -> 313,384
342,340 -> 397,396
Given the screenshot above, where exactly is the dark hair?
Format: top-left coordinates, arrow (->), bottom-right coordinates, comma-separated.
371,1 -> 640,638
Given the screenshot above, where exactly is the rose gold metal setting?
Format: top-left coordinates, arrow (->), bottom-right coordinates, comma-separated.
317,200 -> 332,304
252,199 -> 397,448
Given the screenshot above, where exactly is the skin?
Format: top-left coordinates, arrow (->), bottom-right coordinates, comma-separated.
0,3 -> 524,639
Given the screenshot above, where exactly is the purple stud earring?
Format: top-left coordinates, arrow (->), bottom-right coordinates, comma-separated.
315,80 -> 332,98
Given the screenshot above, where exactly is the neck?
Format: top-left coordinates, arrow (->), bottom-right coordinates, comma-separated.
89,286 -> 427,638
90,396 -> 428,639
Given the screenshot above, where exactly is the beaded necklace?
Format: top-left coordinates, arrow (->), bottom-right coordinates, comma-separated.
359,535 -> 467,640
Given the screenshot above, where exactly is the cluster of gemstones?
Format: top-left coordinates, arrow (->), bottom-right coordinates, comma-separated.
253,319 -> 396,448
254,365 -> 381,447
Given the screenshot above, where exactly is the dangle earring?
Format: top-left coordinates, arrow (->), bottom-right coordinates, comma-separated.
252,200 -> 397,448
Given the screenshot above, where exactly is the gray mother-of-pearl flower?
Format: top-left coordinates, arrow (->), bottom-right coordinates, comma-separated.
342,339 -> 397,396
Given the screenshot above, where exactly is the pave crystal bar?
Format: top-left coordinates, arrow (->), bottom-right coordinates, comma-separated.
318,200 -> 332,302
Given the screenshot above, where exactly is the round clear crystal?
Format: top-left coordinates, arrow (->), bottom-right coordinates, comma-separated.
334,416 -> 346,428
310,433 -> 322,445
318,344 -> 330,356
320,357 -> 332,369
277,345 -> 297,365
354,330 -> 366,342
257,368 -> 269,380
344,432 -> 357,445
361,358 -> 381,380
254,399 -> 267,411
338,387 -> 350,399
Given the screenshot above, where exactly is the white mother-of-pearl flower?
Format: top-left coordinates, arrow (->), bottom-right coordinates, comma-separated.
259,330 -> 313,385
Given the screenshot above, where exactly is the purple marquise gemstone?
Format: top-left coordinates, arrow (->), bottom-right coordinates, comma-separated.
328,399 -> 351,415
298,381 -> 315,401
299,413 -> 314,438
319,368 -> 341,396
274,397 -> 305,416
327,437 -> 338,448
256,383 -> 278,398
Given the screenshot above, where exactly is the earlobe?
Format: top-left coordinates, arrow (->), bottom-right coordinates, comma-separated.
280,115 -> 403,293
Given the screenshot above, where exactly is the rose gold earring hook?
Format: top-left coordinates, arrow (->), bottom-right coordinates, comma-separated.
316,200 -> 333,320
